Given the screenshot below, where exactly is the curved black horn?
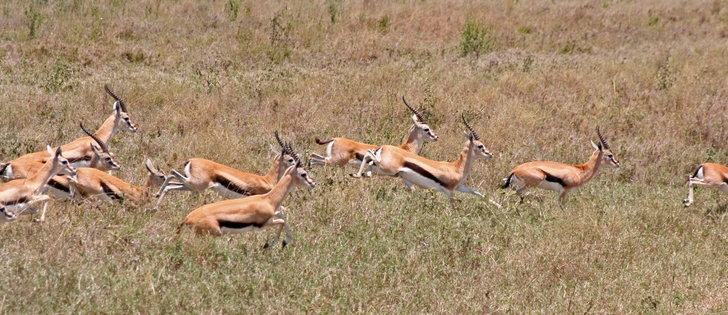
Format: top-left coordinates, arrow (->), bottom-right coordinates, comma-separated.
104,84 -> 128,112
596,127 -> 610,150
402,96 -> 426,124
80,121 -> 110,153
461,114 -> 481,141
275,131 -> 286,151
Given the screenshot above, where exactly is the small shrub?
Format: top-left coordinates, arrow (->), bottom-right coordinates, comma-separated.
226,0 -> 240,22
25,4 -> 44,39
267,9 -> 293,63
459,20 -> 493,58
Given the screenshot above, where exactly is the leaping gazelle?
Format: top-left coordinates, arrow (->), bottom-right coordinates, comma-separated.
682,163 -> 728,207
351,115 -> 493,208
0,85 -> 136,181
153,132 -> 297,210
310,96 -> 438,167
178,144 -> 315,249
501,128 -> 620,204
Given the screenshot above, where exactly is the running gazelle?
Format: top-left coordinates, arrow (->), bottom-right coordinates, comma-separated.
153,132 -> 298,210
351,115 -> 493,208
178,145 -> 315,248
682,163 -> 728,207
311,96 -> 438,167
501,128 -> 620,204
0,146 -> 77,222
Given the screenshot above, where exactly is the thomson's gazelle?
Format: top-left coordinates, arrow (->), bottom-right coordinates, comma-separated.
0,146 -> 77,222
351,115 -> 493,208
501,128 -> 620,204
311,96 -> 438,167
682,163 -> 728,207
68,159 -> 167,205
178,151 -> 315,248
153,132 -> 297,210
0,85 -> 136,181
43,122 -> 123,199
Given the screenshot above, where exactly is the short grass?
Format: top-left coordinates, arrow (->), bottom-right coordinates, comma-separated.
2,0 -> 728,313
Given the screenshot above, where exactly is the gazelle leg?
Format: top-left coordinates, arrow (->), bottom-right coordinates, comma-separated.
153,169 -> 193,210
456,184 -> 483,197
350,149 -> 377,178
275,207 -> 293,247
263,218 -> 287,249
683,178 -> 724,207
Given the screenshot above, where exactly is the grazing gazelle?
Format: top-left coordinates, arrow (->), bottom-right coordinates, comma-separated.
682,163 -> 728,207
0,146 -> 77,222
44,122 -> 123,200
67,159 -> 167,205
311,96 -> 439,167
351,115 -> 493,208
153,132 -> 297,210
0,85 -> 136,181
178,151 -> 316,249
501,128 -> 620,204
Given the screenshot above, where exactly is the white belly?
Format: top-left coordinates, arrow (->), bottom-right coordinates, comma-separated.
537,180 -> 565,193
397,168 -> 448,193
209,183 -> 249,199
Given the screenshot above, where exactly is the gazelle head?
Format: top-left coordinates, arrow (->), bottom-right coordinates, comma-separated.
274,131 -> 298,167
144,159 -> 168,188
591,127 -> 620,169
81,121 -> 121,171
403,96 -> 438,142
47,145 -> 78,177
0,206 -> 16,223
286,146 -> 316,190
105,84 -> 138,133
462,115 -> 493,160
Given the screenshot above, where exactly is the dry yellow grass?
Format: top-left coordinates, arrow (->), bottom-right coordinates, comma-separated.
2,0 -> 728,313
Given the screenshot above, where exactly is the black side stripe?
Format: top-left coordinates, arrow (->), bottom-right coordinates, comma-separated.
100,182 -> 124,201
219,220 -> 265,229
47,178 -> 70,193
543,171 -> 567,187
214,175 -> 253,196
403,161 -> 446,187
354,153 -> 365,162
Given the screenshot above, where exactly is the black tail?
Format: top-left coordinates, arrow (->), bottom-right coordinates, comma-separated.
501,173 -> 514,189
690,165 -> 703,179
315,137 -> 334,145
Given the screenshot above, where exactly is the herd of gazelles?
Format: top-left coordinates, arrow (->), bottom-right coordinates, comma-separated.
0,86 -> 724,247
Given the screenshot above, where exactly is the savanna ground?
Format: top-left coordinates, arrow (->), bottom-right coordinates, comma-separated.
1,0 -> 728,313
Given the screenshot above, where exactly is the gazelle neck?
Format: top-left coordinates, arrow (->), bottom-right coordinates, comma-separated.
576,150 -> 604,183
27,158 -> 58,191
399,125 -> 423,154
96,113 -> 119,145
451,142 -> 476,184
265,166 -> 297,209
262,154 -> 284,185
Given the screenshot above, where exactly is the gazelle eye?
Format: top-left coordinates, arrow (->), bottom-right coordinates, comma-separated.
478,145 -> 484,149
301,173 -> 307,178
424,128 -> 430,132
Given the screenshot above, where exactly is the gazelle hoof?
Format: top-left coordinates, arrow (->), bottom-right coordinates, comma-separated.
263,242 -> 273,249
682,199 -> 692,207
349,173 -> 361,178
282,240 -> 289,248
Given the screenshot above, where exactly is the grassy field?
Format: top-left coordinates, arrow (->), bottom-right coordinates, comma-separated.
2,0 -> 728,313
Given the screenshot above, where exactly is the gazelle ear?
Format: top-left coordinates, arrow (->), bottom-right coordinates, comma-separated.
411,114 -> 420,124
47,145 -> 54,156
270,144 -> 281,155
55,146 -> 62,158
591,140 -> 599,151
463,131 -> 472,141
